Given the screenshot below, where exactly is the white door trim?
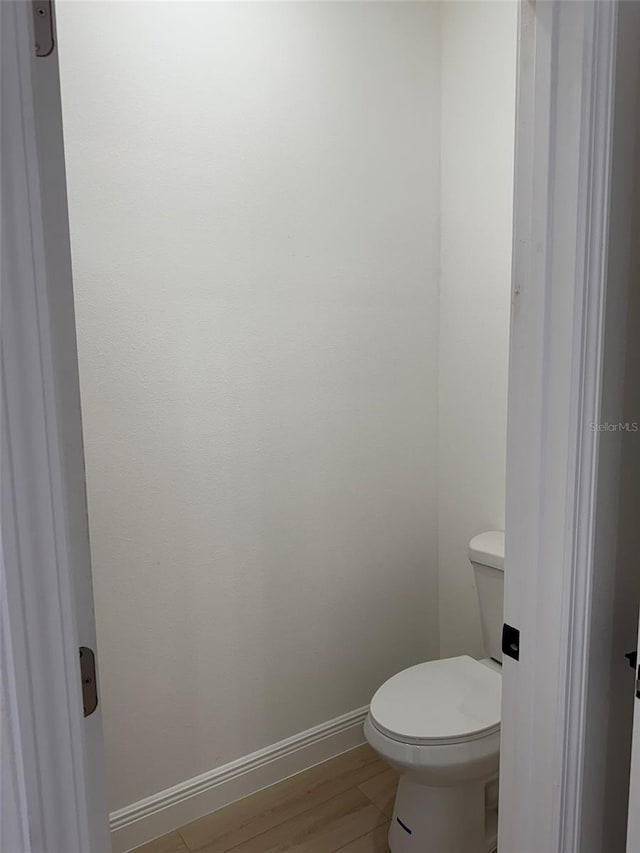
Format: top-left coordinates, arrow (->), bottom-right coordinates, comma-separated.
501,1 -> 639,851
555,0 -> 617,846
1,3 -> 109,852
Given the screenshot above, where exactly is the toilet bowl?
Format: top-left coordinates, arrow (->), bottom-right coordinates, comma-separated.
364,532 -> 504,853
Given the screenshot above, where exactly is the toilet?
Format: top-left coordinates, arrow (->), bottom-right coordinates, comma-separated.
364,531 -> 505,853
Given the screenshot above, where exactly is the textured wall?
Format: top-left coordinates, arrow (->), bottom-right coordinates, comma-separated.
57,0 -> 441,810
437,1 -> 517,658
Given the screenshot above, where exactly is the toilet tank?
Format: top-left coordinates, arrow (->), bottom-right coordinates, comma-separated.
469,531 -> 505,663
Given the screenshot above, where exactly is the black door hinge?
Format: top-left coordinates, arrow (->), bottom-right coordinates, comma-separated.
625,650 -> 640,699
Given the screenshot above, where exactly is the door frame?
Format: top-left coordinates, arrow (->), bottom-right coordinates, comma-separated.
1,2 -> 638,853
500,1 -> 640,852
1,2 -> 109,852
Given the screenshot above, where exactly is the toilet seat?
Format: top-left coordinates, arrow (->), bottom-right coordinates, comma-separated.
369,655 -> 501,746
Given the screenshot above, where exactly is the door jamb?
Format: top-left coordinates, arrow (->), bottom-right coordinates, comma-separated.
1,3 -> 109,852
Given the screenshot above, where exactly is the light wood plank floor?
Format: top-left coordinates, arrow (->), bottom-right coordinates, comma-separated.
130,745 -> 397,853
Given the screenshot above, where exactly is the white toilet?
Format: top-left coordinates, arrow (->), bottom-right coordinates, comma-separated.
364,531 -> 505,853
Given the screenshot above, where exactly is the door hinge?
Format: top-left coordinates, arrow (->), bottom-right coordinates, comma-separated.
502,623 -> 520,661
624,651 -> 640,699
32,1 -> 54,58
79,647 -> 98,717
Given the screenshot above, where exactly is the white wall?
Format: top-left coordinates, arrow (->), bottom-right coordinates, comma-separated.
437,1 -> 517,658
57,1 -> 441,811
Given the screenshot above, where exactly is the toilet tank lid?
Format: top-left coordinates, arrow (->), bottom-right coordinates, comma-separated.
468,531 -> 504,571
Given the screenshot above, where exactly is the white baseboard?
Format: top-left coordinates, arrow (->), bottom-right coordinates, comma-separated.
110,705 -> 369,853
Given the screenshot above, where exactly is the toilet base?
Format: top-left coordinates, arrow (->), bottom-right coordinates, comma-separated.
388,776 -> 494,853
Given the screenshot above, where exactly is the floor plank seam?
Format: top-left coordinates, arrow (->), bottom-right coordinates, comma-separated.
191,786 -> 385,853
330,808 -> 390,853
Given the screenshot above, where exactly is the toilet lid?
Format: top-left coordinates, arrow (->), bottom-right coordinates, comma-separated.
369,656 -> 501,746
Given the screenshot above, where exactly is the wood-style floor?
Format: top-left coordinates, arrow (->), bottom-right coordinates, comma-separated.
130,745 -> 397,853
